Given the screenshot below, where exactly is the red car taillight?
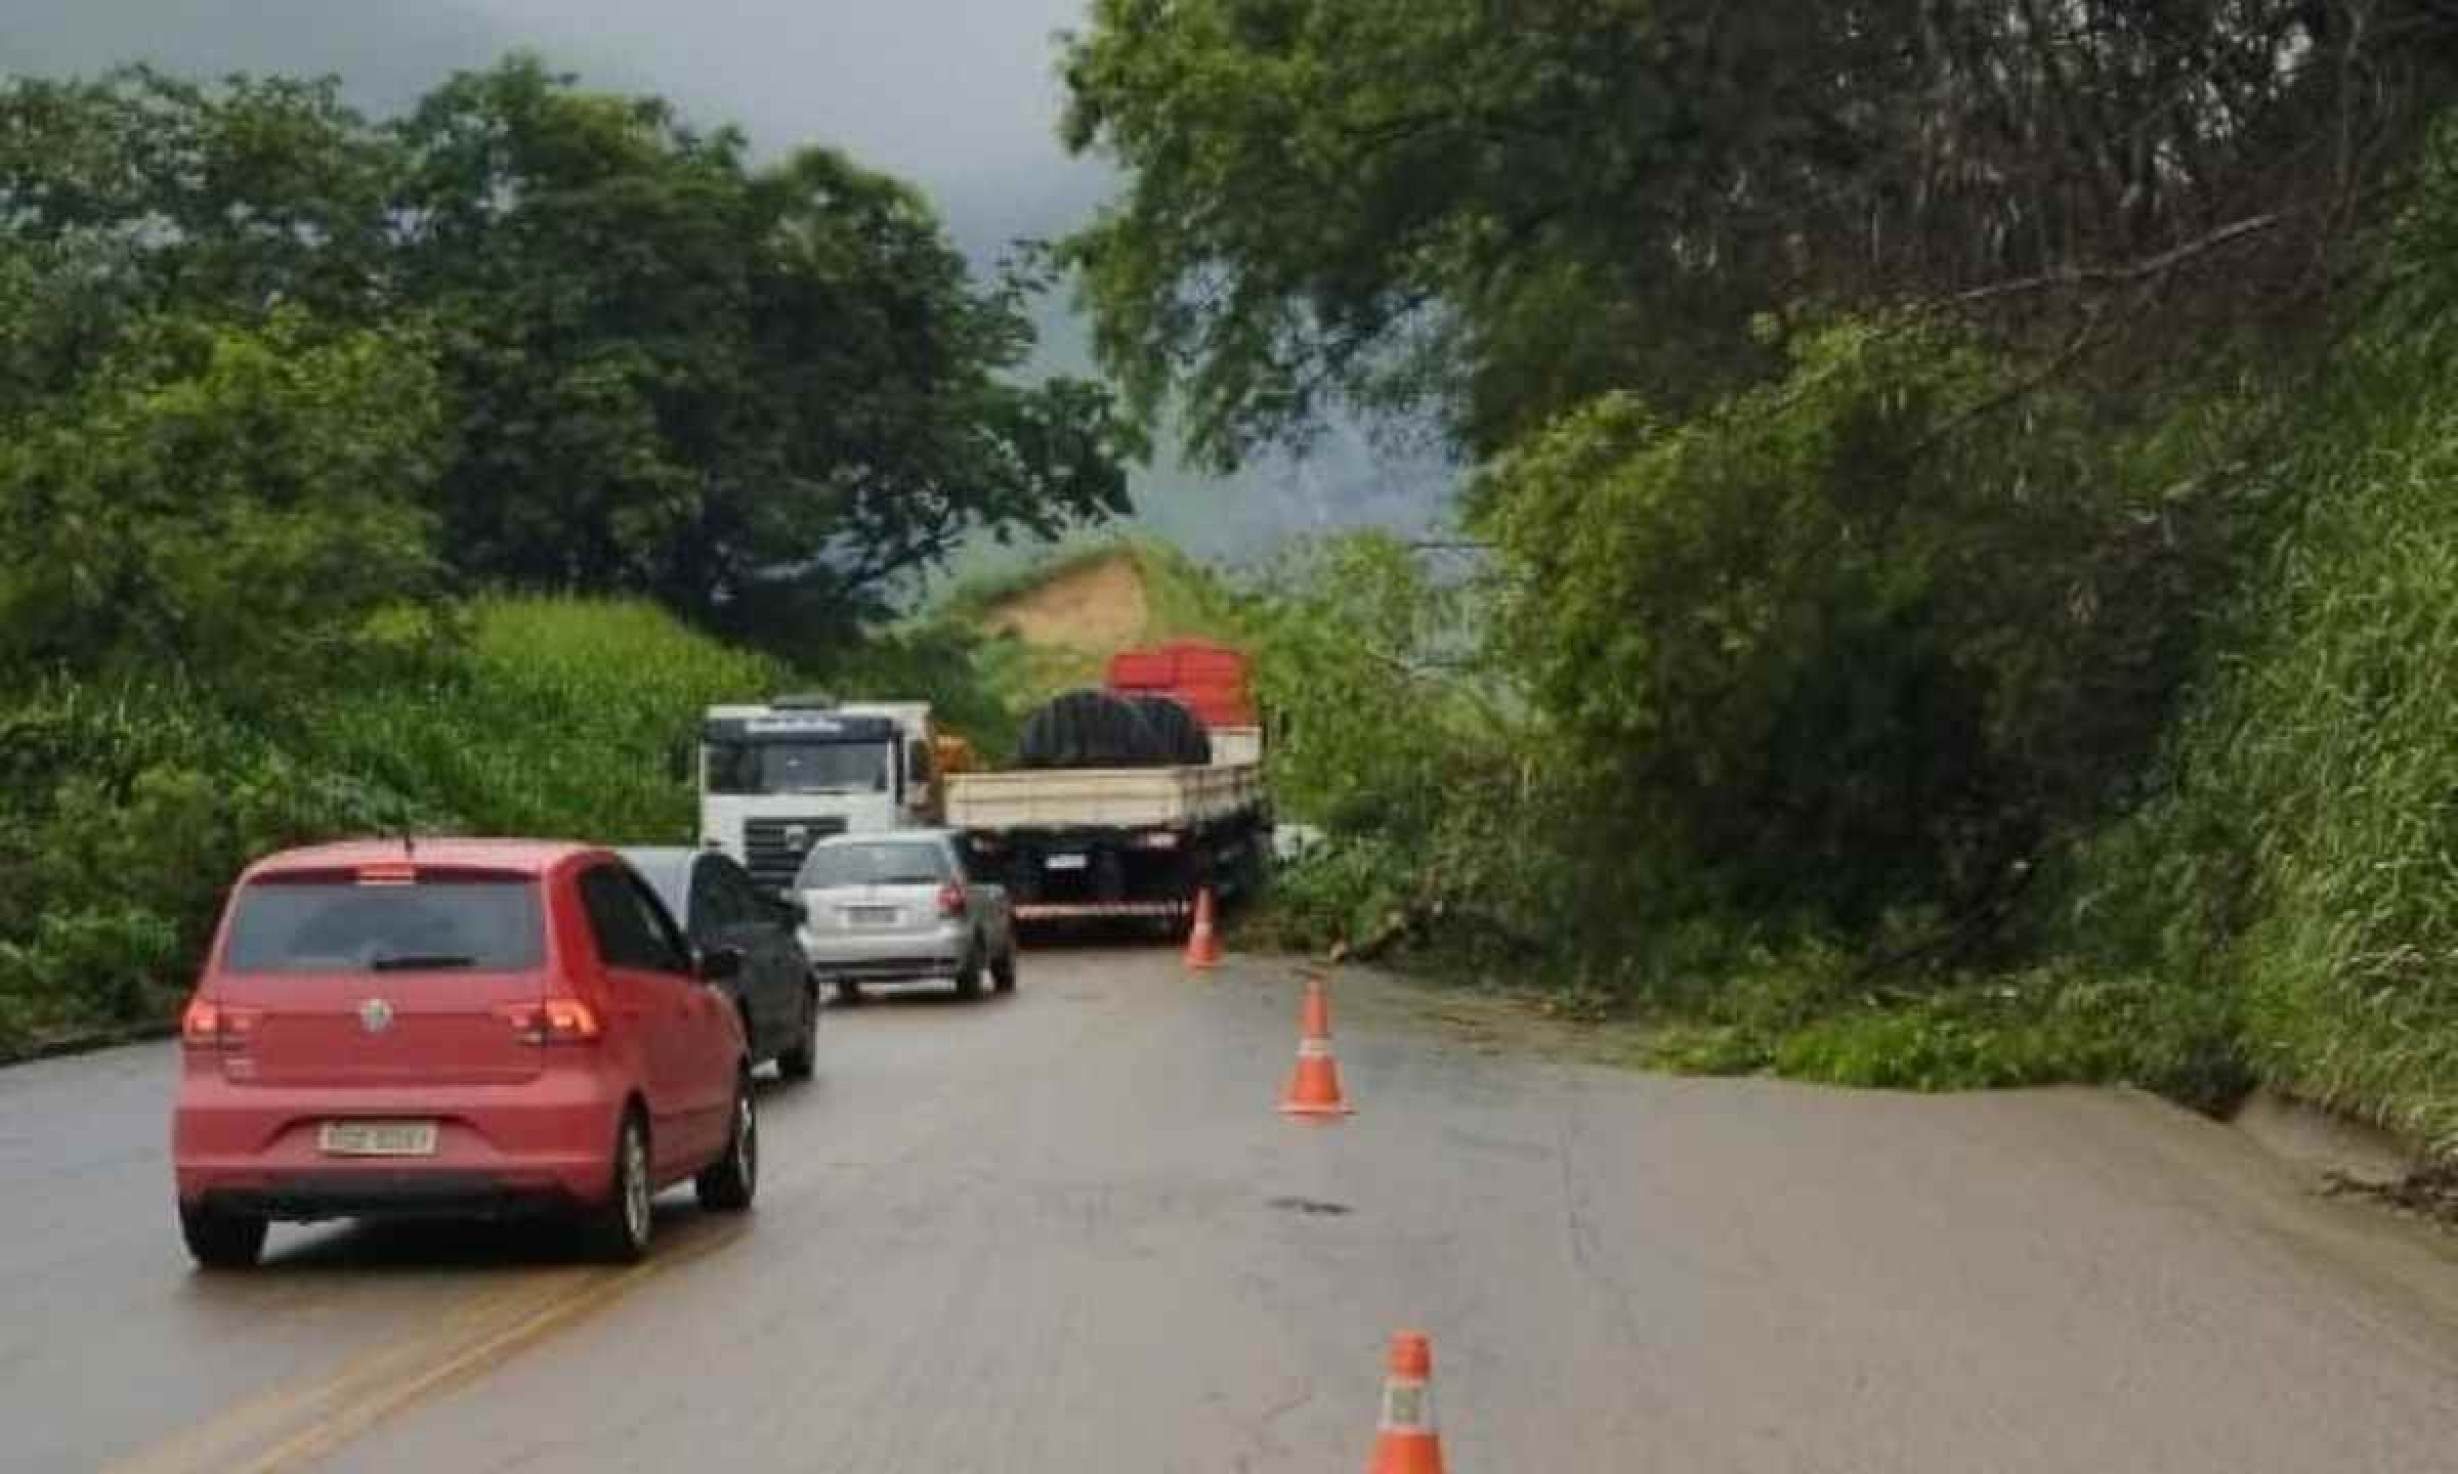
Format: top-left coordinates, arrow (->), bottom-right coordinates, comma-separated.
937,882 -> 967,918
180,997 -> 259,1051
496,998 -> 601,1045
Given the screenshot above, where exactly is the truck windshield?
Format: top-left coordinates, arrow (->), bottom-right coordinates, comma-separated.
706,740 -> 892,795
223,878 -> 544,973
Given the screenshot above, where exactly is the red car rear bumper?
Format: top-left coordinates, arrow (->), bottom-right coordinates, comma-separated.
173,1062 -> 627,1220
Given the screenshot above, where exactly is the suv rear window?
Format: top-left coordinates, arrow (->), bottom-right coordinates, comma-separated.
222,873 -> 545,973
796,842 -> 951,888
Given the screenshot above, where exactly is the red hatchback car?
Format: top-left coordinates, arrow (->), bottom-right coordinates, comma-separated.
172,839 -> 757,1268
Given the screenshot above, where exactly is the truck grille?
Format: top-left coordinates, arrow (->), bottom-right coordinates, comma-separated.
744,816 -> 846,892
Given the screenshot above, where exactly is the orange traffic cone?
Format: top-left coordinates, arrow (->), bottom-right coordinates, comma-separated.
1280,976 -> 1352,1116
1300,972 -> 1333,1037
1184,887 -> 1224,971
1366,1332 -> 1446,1474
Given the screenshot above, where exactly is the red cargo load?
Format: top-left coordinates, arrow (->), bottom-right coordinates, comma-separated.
1105,640 -> 1258,728
1106,649 -> 1174,690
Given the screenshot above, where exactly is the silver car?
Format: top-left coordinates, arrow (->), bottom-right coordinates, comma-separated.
795,830 -> 1018,1002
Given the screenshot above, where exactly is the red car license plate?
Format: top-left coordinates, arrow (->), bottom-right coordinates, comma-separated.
318,1120 -> 438,1156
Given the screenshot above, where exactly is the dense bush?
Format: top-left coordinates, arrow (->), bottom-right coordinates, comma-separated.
0,677 -> 423,1044
1230,534 -> 1592,978
1475,319 -> 2229,935
0,312 -> 447,696
1236,492 -> 2257,1109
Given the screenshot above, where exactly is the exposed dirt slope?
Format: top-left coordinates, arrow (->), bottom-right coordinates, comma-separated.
979,551 -> 1150,655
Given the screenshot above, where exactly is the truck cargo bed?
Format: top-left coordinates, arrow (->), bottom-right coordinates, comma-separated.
944,764 -> 1263,831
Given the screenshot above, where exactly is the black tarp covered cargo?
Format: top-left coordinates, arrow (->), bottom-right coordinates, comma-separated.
1123,695 -> 1211,766
1015,690 -> 1170,769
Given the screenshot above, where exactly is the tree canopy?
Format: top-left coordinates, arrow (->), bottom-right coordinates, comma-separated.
393,61 -> 1130,624
1058,0 -> 2458,941
1061,0 -> 2458,466
0,58 -> 1131,655
0,311 -> 443,696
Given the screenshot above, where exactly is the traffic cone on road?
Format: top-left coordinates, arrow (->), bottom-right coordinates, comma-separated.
1184,886 -> 1224,971
1280,975 -> 1352,1116
1366,1332 -> 1446,1474
1300,971 -> 1333,1037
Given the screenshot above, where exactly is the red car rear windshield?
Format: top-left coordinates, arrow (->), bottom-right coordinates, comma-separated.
223,871 -> 545,974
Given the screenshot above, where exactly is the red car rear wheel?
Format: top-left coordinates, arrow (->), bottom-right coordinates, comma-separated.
179,1202 -> 266,1270
695,1078 -> 757,1212
582,1111 -> 653,1264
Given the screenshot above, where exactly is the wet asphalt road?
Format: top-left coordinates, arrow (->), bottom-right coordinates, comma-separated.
4,946 -> 2458,1472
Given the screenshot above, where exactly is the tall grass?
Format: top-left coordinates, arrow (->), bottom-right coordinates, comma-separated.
2069,342 -> 2458,1153
2043,130 -> 2458,1150
0,596 -> 784,1050
314,596 -> 782,843
1131,540 -> 1256,642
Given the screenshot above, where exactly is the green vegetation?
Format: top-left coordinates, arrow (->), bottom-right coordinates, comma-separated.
1064,1 -> 2458,1151
0,53 -> 1115,1054
0,312 -> 446,697
312,598 -> 784,844
2047,151 -> 2458,1152
0,58 -> 1126,639
0,598 -> 779,1052
18,7 -> 2458,1173
1132,541 -> 1255,643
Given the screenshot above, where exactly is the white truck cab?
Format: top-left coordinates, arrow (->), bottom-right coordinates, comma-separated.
698,698 -> 938,893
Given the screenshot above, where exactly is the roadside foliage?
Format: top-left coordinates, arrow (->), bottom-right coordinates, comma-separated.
0,598 -> 780,1048
19,4 -> 2458,1164
0,58 -> 1118,1053
1061,0 -> 2458,1148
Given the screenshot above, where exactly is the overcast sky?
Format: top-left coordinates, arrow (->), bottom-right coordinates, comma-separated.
0,0 -> 1449,563
470,0 -> 1118,266
1,0 -> 1106,262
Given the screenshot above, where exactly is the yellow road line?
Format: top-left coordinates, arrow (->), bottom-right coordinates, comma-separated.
103,1222 -> 743,1474
101,1271 -> 592,1474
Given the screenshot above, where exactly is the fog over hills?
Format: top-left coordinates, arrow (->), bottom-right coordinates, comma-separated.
0,0 -> 1455,565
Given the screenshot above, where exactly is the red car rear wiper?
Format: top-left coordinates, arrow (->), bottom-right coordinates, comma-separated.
368,952 -> 479,971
